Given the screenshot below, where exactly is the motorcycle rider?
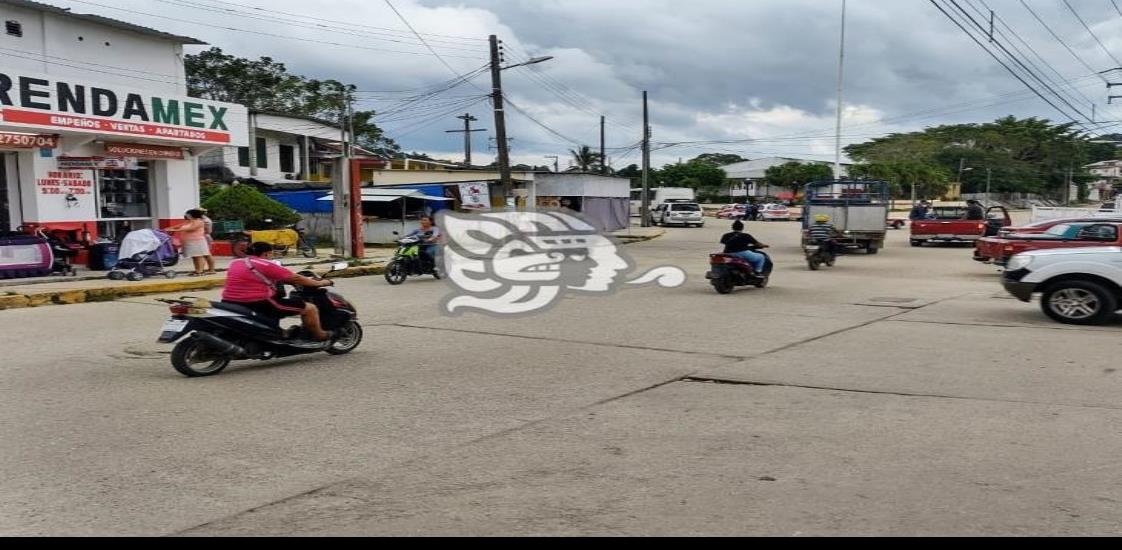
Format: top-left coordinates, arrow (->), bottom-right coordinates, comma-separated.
720,220 -> 768,273
222,242 -> 335,342
405,215 -> 442,270
807,214 -> 843,257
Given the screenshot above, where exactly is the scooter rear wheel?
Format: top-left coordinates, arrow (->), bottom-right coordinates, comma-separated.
171,336 -> 232,378
712,279 -> 735,295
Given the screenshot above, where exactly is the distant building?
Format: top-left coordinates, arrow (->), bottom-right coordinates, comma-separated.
720,157 -> 852,199
1086,160 -> 1121,201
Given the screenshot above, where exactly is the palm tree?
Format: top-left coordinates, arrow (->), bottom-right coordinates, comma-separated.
569,145 -> 603,173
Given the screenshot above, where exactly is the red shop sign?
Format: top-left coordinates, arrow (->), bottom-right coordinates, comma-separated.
0,132 -> 58,148
104,142 -> 185,160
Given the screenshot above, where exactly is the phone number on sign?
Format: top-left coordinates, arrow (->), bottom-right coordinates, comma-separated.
0,134 -> 58,148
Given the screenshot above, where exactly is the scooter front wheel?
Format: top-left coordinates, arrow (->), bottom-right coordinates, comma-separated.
171,336 -> 232,378
384,260 -> 408,285
326,321 -> 364,356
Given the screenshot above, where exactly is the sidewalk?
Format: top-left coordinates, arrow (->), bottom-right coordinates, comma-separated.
0,249 -> 392,311
0,230 -> 666,312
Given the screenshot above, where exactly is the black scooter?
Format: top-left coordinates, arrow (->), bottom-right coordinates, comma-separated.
156,262 -> 362,377
706,246 -> 773,294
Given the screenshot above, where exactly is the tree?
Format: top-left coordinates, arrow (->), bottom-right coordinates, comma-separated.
202,185 -> 300,230
658,161 -> 727,199
845,116 -> 1098,199
569,145 -> 604,172
691,153 -> 748,167
850,161 -> 950,200
763,162 -> 834,198
186,47 -> 400,157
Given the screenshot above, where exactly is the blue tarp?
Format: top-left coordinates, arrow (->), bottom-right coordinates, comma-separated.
267,191 -> 333,214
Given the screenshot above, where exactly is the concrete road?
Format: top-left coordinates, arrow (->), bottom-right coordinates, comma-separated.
2,218 -> 1121,536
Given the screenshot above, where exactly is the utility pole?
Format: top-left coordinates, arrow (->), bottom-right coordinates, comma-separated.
489,35 -> 512,208
641,91 -> 652,228
833,0 -> 847,180
445,113 -> 486,167
600,115 -> 607,175
333,93 -> 354,257
985,167 -> 992,202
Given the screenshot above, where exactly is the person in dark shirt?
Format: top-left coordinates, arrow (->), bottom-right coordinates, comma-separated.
909,201 -> 931,221
965,200 -> 986,220
720,221 -> 768,272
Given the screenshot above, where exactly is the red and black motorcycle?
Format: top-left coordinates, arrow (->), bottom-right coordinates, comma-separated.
706,245 -> 773,295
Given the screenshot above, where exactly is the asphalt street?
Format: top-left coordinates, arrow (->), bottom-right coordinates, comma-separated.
2,217 -> 1121,536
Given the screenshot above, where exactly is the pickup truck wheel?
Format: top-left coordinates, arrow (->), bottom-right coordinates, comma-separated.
866,244 -> 880,255
910,240 -> 922,247
1041,281 -> 1117,326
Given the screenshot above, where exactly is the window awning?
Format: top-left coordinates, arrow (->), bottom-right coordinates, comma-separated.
318,189 -> 453,203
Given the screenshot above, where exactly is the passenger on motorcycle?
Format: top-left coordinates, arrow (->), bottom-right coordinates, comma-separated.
406,216 -> 442,268
721,220 -> 768,273
222,242 -> 336,341
808,215 -> 843,256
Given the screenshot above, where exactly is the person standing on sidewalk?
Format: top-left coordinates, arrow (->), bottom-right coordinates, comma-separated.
167,210 -> 216,276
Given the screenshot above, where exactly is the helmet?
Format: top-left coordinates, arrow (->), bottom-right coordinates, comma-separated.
815,214 -> 831,223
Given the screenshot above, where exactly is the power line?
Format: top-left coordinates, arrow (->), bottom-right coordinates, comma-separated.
1018,0 -> 1109,84
62,0 -> 482,59
1061,0 -> 1122,67
504,98 -> 587,145
382,0 -> 490,91
930,0 -> 1093,128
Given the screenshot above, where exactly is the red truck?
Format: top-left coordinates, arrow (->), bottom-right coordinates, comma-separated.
910,205 -> 1011,247
974,222 -> 1122,266
997,216 -> 1122,237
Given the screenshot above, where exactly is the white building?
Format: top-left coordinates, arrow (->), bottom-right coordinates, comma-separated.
721,157 -> 851,198
1086,160 -> 1121,202
0,0 -> 247,243
199,112 -> 347,187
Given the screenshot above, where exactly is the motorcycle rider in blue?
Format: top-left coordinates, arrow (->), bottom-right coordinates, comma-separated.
406,216 -> 442,269
720,221 -> 768,273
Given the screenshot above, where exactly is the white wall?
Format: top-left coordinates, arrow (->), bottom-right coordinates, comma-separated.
0,4 -> 187,95
205,130 -> 305,182
534,173 -> 630,198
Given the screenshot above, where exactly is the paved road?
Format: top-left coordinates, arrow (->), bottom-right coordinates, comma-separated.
2,219 -> 1121,536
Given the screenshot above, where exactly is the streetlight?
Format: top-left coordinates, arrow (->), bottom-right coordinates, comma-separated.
489,35 -> 554,208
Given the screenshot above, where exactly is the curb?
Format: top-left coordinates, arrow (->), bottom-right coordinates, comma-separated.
0,264 -> 386,312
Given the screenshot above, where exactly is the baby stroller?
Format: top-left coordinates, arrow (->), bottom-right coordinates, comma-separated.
108,229 -> 180,281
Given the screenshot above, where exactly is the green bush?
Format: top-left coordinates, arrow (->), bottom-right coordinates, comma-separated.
202,184 -> 300,230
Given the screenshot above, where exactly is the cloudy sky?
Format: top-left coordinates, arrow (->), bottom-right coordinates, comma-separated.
49,0 -> 1122,167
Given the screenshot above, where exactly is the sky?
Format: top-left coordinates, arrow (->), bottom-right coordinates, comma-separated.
45,0 -> 1122,168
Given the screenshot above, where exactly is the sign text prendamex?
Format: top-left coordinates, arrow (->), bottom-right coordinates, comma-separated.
0,69 -> 248,146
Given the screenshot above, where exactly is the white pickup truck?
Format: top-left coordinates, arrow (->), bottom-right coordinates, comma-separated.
1003,246 -> 1122,325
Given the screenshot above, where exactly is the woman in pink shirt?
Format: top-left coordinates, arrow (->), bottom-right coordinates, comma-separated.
167,209 -> 215,276
222,242 -> 335,341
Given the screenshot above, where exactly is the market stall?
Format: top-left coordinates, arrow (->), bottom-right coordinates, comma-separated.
319,188 -> 453,244
532,174 -> 631,231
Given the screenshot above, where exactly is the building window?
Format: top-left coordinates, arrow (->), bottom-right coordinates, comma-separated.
256,137 -> 267,169
279,145 -> 295,174
5,20 -> 22,37
237,147 -> 249,168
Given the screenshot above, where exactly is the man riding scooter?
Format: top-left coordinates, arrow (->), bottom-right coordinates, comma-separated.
806,214 -> 844,263
720,220 -> 769,273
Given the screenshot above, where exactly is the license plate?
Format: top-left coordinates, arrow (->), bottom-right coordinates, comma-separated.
805,246 -> 819,251
938,234 -> 955,239
160,319 -> 189,336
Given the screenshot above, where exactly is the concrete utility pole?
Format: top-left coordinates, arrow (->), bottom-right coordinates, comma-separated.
833,0 -> 848,180
641,91 -> 652,228
446,113 -> 486,167
247,112 -> 258,177
600,115 -> 607,175
333,94 -> 354,257
489,35 -> 513,208
985,168 -> 993,202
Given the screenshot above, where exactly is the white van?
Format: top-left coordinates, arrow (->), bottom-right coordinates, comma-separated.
631,187 -> 697,218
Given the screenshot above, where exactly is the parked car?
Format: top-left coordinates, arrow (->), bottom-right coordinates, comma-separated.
652,202 -> 705,227
1003,247 -> 1122,325
760,204 -> 792,222
887,218 -> 907,230
716,204 -> 748,219
999,216 -> 1122,237
911,205 -> 1011,246
976,222 -> 1122,266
